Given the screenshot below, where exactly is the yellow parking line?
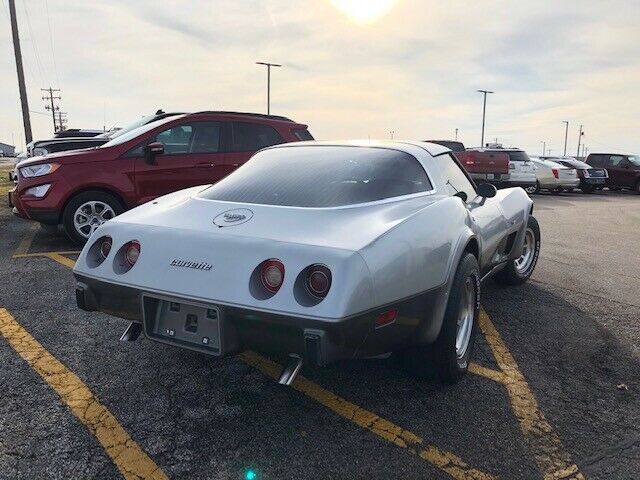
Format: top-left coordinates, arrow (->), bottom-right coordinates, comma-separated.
468,363 -> 507,384
0,308 -> 168,480
478,310 -> 585,480
12,222 -> 39,256
44,252 -> 77,269
240,351 -> 495,480
13,250 -> 80,258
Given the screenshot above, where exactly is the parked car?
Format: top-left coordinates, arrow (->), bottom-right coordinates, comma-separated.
471,147 -> 536,190
549,157 -> 609,193
586,153 -> 640,193
426,140 -> 510,187
529,158 -> 579,194
10,111 -> 313,243
73,140 -> 540,385
53,129 -> 104,138
28,111 -> 184,157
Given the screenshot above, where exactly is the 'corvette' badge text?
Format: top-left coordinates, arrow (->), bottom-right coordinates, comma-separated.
170,259 -> 213,271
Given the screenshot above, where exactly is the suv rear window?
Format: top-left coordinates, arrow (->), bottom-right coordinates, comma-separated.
199,146 -> 432,207
292,129 -> 314,141
502,151 -> 530,162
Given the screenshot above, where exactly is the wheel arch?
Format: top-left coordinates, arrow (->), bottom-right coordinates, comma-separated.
59,186 -> 127,224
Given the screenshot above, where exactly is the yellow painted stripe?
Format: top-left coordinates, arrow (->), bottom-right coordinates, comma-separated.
12,222 -> 39,256
240,351 -> 495,480
45,252 -> 77,269
13,250 -> 80,258
479,310 -> 585,480
468,362 -> 507,384
0,308 -> 168,480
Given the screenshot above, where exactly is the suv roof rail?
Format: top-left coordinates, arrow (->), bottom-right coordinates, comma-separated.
191,111 -> 293,122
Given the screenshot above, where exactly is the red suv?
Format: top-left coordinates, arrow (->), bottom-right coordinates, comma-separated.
10,111 -> 313,243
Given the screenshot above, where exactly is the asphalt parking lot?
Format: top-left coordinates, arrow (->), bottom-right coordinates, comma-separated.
1,178 -> 638,479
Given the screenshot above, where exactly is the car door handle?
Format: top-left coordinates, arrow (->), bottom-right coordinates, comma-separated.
195,163 -> 215,168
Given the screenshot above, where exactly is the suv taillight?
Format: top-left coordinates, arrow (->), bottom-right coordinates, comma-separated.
552,168 -> 559,179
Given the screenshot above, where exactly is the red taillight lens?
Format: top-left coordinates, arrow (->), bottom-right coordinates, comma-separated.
260,259 -> 285,293
552,168 -> 559,179
100,237 -> 112,260
125,240 -> 141,267
306,264 -> 332,298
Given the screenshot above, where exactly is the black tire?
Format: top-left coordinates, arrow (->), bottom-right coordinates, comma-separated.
403,253 -> 480,384
495,216 -> 540,286
580,184 -> 595,194
62,190 -> 124,245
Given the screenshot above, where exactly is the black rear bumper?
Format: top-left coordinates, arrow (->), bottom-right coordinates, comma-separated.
75,274 -> 443,366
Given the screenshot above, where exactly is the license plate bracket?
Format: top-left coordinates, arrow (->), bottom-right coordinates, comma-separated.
141,294 -> 223,355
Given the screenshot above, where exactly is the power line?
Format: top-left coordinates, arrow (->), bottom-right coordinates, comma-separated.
43,0 -> 60,86
21,0 -> 47,86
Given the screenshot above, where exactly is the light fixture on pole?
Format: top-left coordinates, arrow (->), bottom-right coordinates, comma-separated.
256,62 -> 282,115
477,90 -> 494,148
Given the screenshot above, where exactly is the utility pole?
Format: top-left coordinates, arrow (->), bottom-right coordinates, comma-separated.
562,121 -> 569,156
541,141 -> 546,156
576,125 -> 584,158
255,62 -> 281,115
477,89 -> 493,147
455,128 -> 458,141
9,0 -> 33,143
42,88 -> 62,132
56,110 -> 67,132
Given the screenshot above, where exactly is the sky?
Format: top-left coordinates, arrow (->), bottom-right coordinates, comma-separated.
1,0 -> 639,156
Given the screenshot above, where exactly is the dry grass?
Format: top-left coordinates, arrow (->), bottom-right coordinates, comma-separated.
0,164 -> 15,206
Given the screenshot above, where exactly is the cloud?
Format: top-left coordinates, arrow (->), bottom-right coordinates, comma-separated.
1,0 -> 639,154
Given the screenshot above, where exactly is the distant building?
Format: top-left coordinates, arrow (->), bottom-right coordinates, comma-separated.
0,142 -> 16,156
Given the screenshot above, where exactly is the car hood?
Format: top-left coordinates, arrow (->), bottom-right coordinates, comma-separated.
16,147 -> 107,168
110,186 -> 445,252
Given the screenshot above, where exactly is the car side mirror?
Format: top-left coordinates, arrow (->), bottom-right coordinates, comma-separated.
477,183 -> 497,198
144,142 -> 164,165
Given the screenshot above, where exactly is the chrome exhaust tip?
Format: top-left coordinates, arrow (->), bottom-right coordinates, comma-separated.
119,322 -> 143,342
278,354 -> 303,386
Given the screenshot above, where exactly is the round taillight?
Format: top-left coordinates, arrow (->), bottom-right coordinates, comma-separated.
260,259 -> 284,293
306,265 -> 332,298
100,237 -> 112,260
125,240 -> 141,267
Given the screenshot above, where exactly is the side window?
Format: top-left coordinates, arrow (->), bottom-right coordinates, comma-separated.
440,153 -> 477,202
156,125 -> 193,154
189,122 -> 221,153
292,129 -> 314,141
590,155 -> 605,167
230,122 -> 284,152
609,155 -> 625,166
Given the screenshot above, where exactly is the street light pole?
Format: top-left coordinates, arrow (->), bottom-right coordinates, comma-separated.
256,62 -> 282,115
576,125 -> 584,158
455,128 -> 458,141
477,90 -> 494,148
562,121 -> 569,156
540,141 -> 546,156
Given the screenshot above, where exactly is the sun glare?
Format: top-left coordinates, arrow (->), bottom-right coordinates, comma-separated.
330,0 -> 398,24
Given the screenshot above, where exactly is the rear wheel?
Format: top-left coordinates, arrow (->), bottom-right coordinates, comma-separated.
495,216 -> 541,285
524,182 -> 539,195
403,253 -> 480,384
62,190 -> 124,244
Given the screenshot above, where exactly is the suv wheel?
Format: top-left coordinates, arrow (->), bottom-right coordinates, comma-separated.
62,190 -> 124,244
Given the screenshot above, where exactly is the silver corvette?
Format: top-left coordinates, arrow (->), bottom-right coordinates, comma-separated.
73,141 -> 540,384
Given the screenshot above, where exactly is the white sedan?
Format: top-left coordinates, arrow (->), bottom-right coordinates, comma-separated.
529,157 -> 580,193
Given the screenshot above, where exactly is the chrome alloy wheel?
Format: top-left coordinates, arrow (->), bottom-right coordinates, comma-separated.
455,275 -> 476,360
73,201 -> 115,239
515,227 -> 536,274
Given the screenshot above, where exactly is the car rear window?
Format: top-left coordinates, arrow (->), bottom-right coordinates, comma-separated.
426,140 -> 465,152
292,129 -> 314,141
199,146 -> 432,207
